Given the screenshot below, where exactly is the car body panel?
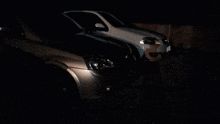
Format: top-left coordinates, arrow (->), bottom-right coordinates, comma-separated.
4,37 -> 134,99
5,39 -> 88,69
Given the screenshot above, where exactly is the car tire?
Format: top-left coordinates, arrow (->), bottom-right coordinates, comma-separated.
1,48 -> 84,123
35,65 -> 82,123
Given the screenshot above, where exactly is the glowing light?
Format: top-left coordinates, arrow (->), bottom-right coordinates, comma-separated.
155,41 -> 160,45
93,63 -> 98,67
140,40 -> 144,44
106,87 -> 110,91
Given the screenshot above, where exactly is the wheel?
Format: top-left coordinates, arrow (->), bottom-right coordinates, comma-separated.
36,65 -> 82,123
0,50 -> 82,123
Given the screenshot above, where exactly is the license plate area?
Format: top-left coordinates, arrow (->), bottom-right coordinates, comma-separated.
166,46 -> 171,52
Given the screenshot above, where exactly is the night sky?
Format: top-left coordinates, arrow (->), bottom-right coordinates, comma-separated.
1,0 -> 220,26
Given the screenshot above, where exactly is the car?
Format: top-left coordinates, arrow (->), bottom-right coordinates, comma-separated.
63,10 -> 171,61
1,8 -> 142,122
3,8 -> 140,101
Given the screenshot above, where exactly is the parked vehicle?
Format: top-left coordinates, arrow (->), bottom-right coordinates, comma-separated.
0,2 -> 168,123
3,9 -> 139,100
1,9 -> 141,121
63,10 -> 171,61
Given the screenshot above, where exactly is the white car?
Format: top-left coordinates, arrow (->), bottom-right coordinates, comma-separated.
63,10 -> 171,61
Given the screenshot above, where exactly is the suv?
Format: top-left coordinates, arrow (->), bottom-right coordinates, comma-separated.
63,10 -> 171,61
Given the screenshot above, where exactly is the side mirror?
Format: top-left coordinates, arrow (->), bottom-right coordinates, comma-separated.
95,23 -> 105,29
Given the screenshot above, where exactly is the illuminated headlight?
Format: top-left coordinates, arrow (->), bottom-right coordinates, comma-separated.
85,57 -> 114,70
140,40 -> 144,44
140,37 -> 160,45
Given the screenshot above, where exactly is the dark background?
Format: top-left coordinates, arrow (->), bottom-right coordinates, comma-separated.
1,0 -> 220,26
1,0 -> 220,123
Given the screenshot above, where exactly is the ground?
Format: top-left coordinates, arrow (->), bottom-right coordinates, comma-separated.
1,41 -> 219,123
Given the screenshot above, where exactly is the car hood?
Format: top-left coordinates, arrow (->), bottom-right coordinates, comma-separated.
109,26 -> 167,45
46,32 -> 133,59
120,27 -> 166,38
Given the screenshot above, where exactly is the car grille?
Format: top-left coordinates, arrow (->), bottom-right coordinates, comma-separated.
110,55 -> 136,67
149,53 -> 159,57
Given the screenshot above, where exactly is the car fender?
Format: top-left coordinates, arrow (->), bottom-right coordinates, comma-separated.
45,60 -> 81,87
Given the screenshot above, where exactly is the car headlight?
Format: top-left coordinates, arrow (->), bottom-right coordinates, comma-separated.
140,37 -> 160,45
85,57 -> 114,70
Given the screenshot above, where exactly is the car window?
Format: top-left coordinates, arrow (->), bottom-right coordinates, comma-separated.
65,12 -> 108,31
17,10 -> 83,40
98,12 -> 125,27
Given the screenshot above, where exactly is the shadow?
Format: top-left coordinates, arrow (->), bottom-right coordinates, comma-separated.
80,46 -> 220,123
0,47 -> 83,123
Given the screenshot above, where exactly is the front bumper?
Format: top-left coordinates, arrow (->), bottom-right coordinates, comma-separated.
143,44 -> 171,61
69,66 -> 137,100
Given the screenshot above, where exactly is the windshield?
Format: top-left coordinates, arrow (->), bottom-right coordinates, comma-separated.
65,12 -> 107,30
98,12 -> 125,27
